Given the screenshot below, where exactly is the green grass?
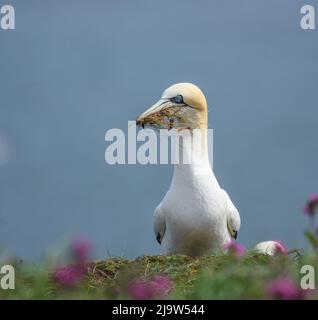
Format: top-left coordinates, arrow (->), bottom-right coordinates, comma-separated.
1,250 -> 317,299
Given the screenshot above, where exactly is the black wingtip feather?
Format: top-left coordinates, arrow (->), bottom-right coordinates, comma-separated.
156,232 -> 162,245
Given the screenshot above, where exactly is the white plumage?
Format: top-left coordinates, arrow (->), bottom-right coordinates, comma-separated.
154,161 -> 241,256
253,241 -> 286,256
137,83 -> 241,256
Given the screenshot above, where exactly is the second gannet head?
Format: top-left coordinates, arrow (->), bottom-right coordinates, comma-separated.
137,83 -> 208,130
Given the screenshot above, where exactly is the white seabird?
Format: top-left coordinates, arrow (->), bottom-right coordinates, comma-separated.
137,83 -> 241,256
253,241 -> 287,256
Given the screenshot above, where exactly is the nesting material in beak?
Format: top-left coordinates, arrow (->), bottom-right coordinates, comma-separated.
136,99 -> 187,130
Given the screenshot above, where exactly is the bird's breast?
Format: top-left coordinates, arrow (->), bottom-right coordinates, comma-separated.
162,174 -> 226,226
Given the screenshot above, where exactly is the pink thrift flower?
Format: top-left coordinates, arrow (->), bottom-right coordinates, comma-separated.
274,241 -> 288,255
71,237 -> 92,263
53,264 -> 86,288
151,275 -> 173,296
225,240 -> 246,257
129,275 -> 173,300
267,277 -> 306,300
129,281 -> 153,300
303,194 -> 318,216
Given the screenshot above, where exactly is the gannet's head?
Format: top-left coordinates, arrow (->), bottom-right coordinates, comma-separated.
137,83 -> 208,130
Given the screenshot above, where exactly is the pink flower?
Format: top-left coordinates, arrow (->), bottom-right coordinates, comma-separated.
53,264 -> 87,288
274,241 -> 288,255
129,275 -> 173,300
267,277 -> 306,300
303,194 -> 318,216
71,237 -> 92,263
225,240 -> 246,257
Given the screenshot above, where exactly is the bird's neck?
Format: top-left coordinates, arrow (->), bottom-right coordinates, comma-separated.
171,128 -> 212,178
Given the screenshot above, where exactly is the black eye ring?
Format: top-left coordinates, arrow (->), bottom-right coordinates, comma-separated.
173,95 -> 184,104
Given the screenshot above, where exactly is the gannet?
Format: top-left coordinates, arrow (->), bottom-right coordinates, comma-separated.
137,83 -> 241,256
253,241 -> 287,256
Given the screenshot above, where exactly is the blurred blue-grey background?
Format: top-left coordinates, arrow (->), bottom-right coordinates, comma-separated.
0,0 -> 317,260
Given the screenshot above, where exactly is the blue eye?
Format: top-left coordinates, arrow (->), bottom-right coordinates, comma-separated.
173,95 -> 184,104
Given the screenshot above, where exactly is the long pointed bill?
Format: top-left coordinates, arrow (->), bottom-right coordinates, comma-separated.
136,99 -> 170,125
